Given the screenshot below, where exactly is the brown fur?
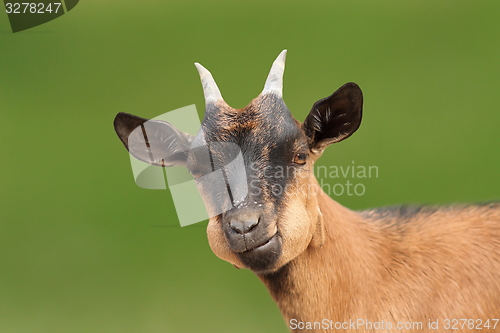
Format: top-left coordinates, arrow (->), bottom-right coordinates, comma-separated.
114,56 -> 500,332
202,91 -> 500,331
253,179 -> 500,332
207,147 -> 500,332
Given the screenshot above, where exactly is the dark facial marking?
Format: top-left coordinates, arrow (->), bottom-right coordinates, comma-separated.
199,94 -> 308,209
197,95 -> 309,272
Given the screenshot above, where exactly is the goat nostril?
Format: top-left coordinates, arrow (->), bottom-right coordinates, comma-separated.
230,217 -> 259,234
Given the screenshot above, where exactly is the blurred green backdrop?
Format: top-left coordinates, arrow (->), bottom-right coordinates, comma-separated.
1,1 -> 499,332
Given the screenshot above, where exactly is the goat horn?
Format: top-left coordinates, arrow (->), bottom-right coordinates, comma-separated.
262,49 -> 287,97
194,62 -> 224,104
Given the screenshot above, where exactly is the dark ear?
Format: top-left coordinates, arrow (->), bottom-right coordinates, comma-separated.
303,82 -> 363,152
113,112 -> 193,167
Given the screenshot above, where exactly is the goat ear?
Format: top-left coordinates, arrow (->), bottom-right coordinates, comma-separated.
303,82 -> 363,152
113,112 -> 193,167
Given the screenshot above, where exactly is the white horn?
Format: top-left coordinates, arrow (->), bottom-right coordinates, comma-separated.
194,62 -> 223,104
262,49 -> 287,97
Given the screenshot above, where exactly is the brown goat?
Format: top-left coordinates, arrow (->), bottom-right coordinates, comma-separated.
114,51 -> 500,332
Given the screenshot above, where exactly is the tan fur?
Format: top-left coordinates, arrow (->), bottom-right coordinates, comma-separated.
257,185 -> 500,332
208,156 -> 500,332
114,56 -> 500,332
200,83 -> 500,333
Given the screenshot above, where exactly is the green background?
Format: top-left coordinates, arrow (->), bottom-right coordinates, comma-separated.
1,1 -> 499,332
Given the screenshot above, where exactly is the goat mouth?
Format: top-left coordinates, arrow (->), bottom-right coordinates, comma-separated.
242,233 -> 278,253
237,233 -> 282,272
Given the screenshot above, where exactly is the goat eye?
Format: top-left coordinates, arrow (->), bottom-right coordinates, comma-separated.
292,153 -> 307,165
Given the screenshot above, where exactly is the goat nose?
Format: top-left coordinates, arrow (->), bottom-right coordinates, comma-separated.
229,214 -> 260,234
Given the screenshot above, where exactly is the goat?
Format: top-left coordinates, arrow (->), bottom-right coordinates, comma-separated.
113,50 -> 500,332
